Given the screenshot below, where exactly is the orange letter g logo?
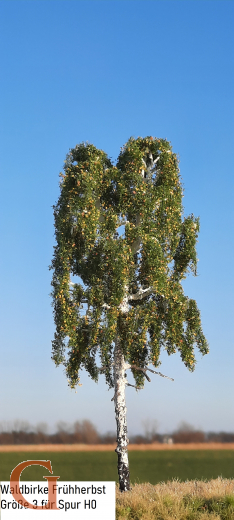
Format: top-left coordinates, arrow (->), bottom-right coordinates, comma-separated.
10,460 -> 60,510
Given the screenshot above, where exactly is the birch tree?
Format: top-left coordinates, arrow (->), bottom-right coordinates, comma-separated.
50,136 -> 208,491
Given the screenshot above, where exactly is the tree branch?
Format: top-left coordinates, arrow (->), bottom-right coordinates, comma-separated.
126,382 -> 142,390
95,197 -> 105,223
97,365 -> 110,373
130,365 -> 174,382
130,237 -> 141,255
102,303 -> 111,310
128,286 -> 154,301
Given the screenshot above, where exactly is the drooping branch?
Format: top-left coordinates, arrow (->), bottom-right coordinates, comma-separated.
95,197 -> 105,223
130,365 -> 174,382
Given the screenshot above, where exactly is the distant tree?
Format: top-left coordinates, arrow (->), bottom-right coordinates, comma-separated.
50,136 -> 208,491
172,422 -> 205,443
73,419 -> 99,444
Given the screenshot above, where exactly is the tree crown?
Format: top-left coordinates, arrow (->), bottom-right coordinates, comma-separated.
50,136 -> 208,388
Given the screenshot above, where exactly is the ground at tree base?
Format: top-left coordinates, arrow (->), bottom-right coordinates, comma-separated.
116,478 -> 234,519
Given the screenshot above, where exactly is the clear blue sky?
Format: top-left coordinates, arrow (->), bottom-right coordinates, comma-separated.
0,0 -> 233,436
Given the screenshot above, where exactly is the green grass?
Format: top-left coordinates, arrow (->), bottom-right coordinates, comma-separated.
129,450 -> 234,484
0,450 -> 234,484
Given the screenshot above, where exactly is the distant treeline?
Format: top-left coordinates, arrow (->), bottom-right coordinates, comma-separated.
0,420 -> 233,445
131,431 -> 234,444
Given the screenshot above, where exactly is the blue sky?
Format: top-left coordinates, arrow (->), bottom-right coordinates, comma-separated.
0,0 -> 233,436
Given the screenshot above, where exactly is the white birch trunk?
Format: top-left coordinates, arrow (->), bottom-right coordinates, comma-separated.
113,172 -> 145,491
113,335 -> 130,491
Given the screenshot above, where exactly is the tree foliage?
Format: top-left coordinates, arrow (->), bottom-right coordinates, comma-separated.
50,136 -> 208,389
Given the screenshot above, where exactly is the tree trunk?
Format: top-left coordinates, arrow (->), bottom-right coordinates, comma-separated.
114,336 -> 130,491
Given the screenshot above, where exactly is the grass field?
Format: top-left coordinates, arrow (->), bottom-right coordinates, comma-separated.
116,480 -> 234,519
0,450 -> 233,484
